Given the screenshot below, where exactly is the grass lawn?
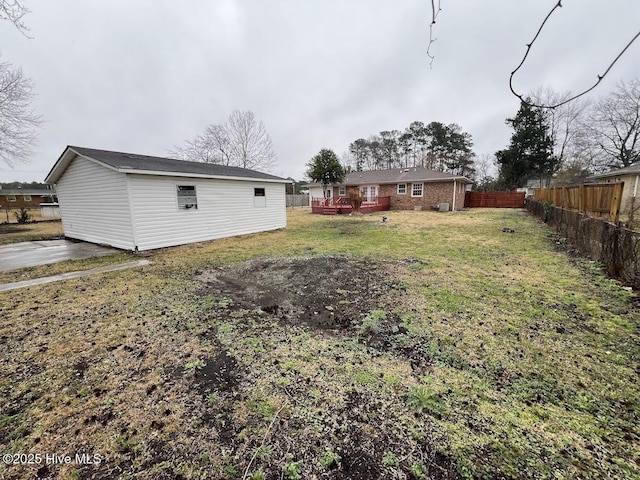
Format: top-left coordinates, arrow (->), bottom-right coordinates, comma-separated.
0,220 -> 63,246
0,208 -> 638,479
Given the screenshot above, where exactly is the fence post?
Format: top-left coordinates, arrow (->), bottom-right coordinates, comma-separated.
609,183 -> 623,222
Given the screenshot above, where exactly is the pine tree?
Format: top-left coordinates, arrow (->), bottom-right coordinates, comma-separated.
496,100 -> 556,188
306,149 -> 345,197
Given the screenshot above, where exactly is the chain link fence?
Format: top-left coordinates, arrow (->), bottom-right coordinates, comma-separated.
528,200 -> 639,289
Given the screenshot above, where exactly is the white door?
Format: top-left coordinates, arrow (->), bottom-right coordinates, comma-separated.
361,185 -> 377,202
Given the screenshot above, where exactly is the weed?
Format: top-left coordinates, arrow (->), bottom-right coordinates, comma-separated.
248,398 -> 275,420
184,359 -> 206,373
407,387 -> 447,418
382,452 -> 399,467
223,464 -> 237,478
283,460 -> 303,479
410,461 -> 428,479
319,449 -> 341,469
250,472 -> 265,480
254,445 -> 273,462
359,309 -> 387,334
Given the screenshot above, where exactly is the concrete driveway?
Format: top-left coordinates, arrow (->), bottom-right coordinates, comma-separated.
0,239 -> 119,272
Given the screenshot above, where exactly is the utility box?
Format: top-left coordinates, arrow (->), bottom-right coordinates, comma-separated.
438,203 -> 449,212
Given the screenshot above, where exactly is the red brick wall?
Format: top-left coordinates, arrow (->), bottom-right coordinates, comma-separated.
378,182 -> 466,211
0,195 -> 53,208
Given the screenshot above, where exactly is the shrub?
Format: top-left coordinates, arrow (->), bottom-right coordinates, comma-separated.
14,207 -> 31,224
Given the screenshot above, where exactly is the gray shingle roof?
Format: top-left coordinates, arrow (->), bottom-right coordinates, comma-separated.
589,162 -> 640,179
71,146 -> 286,181
46,146 -> 288,183
311,167 -> 472,186
0,189 -> 56,196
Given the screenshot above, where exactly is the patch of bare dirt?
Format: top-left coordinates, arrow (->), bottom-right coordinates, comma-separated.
197,256 -> 403,330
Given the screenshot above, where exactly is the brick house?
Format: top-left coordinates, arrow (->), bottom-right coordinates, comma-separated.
0,189 -> 58,208
310,167 -> 473,213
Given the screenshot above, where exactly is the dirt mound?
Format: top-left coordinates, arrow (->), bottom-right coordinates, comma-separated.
197,256 -> 402,330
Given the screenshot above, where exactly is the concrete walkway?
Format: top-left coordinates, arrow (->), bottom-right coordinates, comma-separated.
0,260 -> 152,292
0,239 -> 118,272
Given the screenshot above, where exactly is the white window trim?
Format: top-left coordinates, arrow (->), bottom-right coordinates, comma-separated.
411,183 -> 423,197
177,185 -> 198,210
338,186 -> 346,196
23,195 -> 32,201
397,183 -> 407,195
254,187 -> 267,207
8,195 -> 16,202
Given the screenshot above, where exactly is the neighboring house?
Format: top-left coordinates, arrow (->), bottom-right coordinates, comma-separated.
309,167 -> 473,212
516,179 -> 544,198
0,188 -> 58,208
45,146 -> 289,251
589,163 -> 640,214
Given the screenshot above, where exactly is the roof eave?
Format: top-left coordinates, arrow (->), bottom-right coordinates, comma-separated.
120,168 -> 291,183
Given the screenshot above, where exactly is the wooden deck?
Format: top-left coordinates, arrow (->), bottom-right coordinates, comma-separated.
311,196 -> 390,215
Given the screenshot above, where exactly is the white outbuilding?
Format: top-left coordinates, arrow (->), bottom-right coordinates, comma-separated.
45,146 -> 289,251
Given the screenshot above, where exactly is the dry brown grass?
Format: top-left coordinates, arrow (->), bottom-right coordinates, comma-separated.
0,220 -> 63,245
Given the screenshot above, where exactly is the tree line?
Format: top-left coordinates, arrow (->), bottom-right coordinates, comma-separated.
344,121 -> 476,178
493,78 -> 640,189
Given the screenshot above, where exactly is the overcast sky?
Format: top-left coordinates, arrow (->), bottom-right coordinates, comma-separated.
1,0 -> 639,183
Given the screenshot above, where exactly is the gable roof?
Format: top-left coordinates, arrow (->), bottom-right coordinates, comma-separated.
45,146 -> 289,184
589,162 -> 640,179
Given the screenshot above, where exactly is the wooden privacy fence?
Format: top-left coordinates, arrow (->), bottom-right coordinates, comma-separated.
464,191 -> 525,208
286,194 -> 309,207
532,183 -> 623,221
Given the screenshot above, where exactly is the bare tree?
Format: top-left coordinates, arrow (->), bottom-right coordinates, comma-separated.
171,111 -> 277,172
474,153 -> 493,182
529,87 -> 588,170
226,110 -> 276,171
0,59 -> 41,167
586,78 -> 640,169
170,124 -> 232,165
1,0 -> 30,36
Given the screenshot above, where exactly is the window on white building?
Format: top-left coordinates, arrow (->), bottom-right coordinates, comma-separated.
177,185 -> 197,209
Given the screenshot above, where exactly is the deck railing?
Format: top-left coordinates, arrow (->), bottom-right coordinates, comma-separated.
311,196 -> 390,214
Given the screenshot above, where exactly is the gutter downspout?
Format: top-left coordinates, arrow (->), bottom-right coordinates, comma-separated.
634,174 -> 639,199
452,179 -> 457,212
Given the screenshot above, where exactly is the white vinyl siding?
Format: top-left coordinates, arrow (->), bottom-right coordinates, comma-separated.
127,175 -> 286,251
56,156 -> 134,250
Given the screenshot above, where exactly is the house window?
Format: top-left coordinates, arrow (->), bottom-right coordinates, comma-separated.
254,187 -> 266,207
8,195 -> 16,202
397,183 -> 407,195
177,185 -> 197,209
412,183 -> 423,197
23,195 -> 32,201
338,186 -> 346,196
